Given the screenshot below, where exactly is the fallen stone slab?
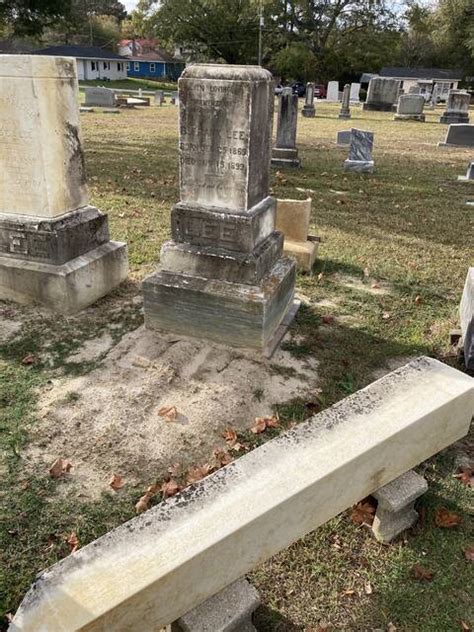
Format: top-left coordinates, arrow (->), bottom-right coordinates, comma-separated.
10,357 -> 474,631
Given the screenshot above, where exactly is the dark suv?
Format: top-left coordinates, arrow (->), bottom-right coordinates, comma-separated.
291,82 -> 306,97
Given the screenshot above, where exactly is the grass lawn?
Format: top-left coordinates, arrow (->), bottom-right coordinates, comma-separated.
1,101 -> 473,631
79,77 -> 177,91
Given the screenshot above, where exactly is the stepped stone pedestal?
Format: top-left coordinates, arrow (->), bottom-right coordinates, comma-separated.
0,55 -> 127,313
143,64 -> 297,354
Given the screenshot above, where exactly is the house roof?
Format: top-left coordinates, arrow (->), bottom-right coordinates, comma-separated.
34,45 -> 126,61
125,50 -> 177,63
379,67 -> 463,80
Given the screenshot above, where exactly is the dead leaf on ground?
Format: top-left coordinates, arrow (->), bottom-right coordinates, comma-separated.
212,448 -> 233,468
460,621 -> 471,632
186,464 -> 211,485
109,474 -> 125,491
371,281 -> 381,289
415,295 -> 423,304
411,564 -> 434,581
454,467 -> 474,488
161,479 -> 182,498
158,405 -> 178,421
364,580 -> 373,594
21,354 -> 36,365
321,314 -> 335,325
222,427 -> 238,446
463,545 -> 474,562
351,498 -> 376,526
167,462 -> 182,477
434,507 -> 462,528
382,311 -> 391,320
49,458 -> 73,479
135,494 -> 151,514
317,272 -> 324,282
387,624 -> 397,632
66,531 -> 79,553
251,416 -> 279,434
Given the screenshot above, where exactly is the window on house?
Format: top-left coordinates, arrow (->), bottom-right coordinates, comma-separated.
150,63 -> 156,72
134,62 -> 140,71
117,63 -> 122,71
103,61 -> 110,70
91,61 -> 96,71
126,62 -> 130,70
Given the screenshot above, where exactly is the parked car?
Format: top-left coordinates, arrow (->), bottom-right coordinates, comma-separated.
314,84 -> 327,99
291,82 -> 306,97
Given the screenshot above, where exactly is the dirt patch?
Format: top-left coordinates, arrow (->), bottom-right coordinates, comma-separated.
26,326 -> 319,498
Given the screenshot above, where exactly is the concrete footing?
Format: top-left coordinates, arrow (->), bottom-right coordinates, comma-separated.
344,159 -> 374,173
301,105 -> 315,118
171,580 -> 260,632
371,470 -> 428,543
271,147 -> 300,168
394,114 -> 425,122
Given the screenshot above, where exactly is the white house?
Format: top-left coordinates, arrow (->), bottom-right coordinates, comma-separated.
34,45 -> 128,81
378,67 -> 463,101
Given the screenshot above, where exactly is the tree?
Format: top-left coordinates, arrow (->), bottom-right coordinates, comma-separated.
0,0 -> 70,36
272,42 -> 316,81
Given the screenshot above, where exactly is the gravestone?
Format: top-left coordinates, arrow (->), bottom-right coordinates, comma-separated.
302,82 -> 315,118
275,198 -> 318,272
350,82 -> 361,103
438,124 -> 474,148
408,86 -> 421,95
338,84 -> 351,119
84,86 -> 116,107
363,77 -> 400,111
458,161 -> 474,181
143,64 -> 297,353
428,84 -> 439,109
171,91 -> 179,105
440,90 -> 470,124
154,90 -> 165,105
344,128 -> 374,173
336,130 -> 351,147
0,55 -> 128,312
394,94 -> 425,121
460,267 -> 474,370
271,87 -> 300,167
326,81 -> 339,102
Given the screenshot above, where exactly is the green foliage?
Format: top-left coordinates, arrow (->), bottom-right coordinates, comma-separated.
272,42 -> 316,81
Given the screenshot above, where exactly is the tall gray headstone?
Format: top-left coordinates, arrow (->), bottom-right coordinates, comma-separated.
350,82 -> 361,103
363,78 -> 400,111
460,268 -> 474,370
84,86 -> 116,107
338,84 -> 351,119
440,90 -> 470,124
271,87 -> 300,167
344,128 -> 374,173
394,94 -> 425,121
326,81 -> 339,102
0,55 -> 128,313
302,82 -> 315,118
458,161 -> 474,181
143,64 -> 297,353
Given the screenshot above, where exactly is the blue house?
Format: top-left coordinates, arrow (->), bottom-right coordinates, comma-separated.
125,55 -> 184,81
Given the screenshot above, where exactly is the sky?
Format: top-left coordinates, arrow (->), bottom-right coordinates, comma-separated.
123,0 -> 139,13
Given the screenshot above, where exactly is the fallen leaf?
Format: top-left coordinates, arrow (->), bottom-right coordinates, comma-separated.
222,427 -> 237,446
251,417 -> 267,434
364,580 -> 373,594
454,467 -> 474,487
167,462 -> 182,477
382,311 -> 391,320
412,564 -> 434,581
317,272 -> 324,281
212,448 -> 233,468
49,458 -> 73,479
321,314 -> 335,325
186,464 -> 211,485
109,474 -> 125,491
135,494 -> 150,514
351,498 -> 376,526
364,267 -> 370,277
158,405 -> 178,421
387,624 -> 397,632
463,545 -> 474,562
5,613 -> 13,623
434,507 -> 462,528
21,354 -> 36,365
161,479 -> 181,498
66,531 -> 79,553
415,295 -> 423,304
460,621 -> 471,632
371,281 -> 380,289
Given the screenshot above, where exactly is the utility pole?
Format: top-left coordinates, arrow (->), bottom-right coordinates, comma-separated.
258,1 -> 264,66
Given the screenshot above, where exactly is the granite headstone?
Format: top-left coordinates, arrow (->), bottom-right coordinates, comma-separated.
271,87 -> 300,167
338,84 -> 351,119
394,94 -> 425,121
302,82 -> 315,118
84,86 -> 116,107
440,90 -> 470,124
344,128 -> 374,173
439,124 -> 474,147
326,81 -> 339,102
363,77 -> 400,111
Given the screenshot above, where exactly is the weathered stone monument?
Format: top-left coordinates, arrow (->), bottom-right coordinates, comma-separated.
394,94 -> 425,121
275,198 -> 318,272
363,77 -> 400,111
84,85 -> 116,107
0,55 -> 128,313
458,161 -> 474,181
440,90 -> 470,124
326,80 -> 339,102
460,267 -> 473,370
171,90 -> 179,105
344,128 -> 374,173
428,84 -> 439,109
143,65 -> 297,353
271,87 -> 300,167
154,90 -> 165,105
438,124 -> 474,148
336,130 -> 351,147
408,86 -> 421,95
350,82 -> 361,103
338,84 -> 351,119
302,82 -> 315,117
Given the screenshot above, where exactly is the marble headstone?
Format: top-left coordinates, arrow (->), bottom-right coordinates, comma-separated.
271,87 -> 300,167
394,94 -> 425,121
154,90 -> 165,105
302,82 -> 315,118
275,198 -> 318,272
0,55 -> 128,312
350,83 -> 361,103
171,91 -> 179,105
363,78 -> 399,111
84,86 -> 116,107
439,124 -> 474,148
440,90 -> 470,124
458,161 -> 474,181
338,84 -> 351,119
344,128 -> 374,173
460,267 -> 474,370
326,81 -> 339,102
143,64 -> 297,353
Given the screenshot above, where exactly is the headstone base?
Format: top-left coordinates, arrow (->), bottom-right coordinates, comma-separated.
284,239 -> 318,272
271,148 -> 300,168
394,114 -> 425,122
338,112 -> 351,119
143,257 -> 297,353
0,241 -> 128,314
439,113 -> 470,124
171,579 -> 260,632
362,103 -> 394,112
301,105 -> 315,118
344,159 -> 374,173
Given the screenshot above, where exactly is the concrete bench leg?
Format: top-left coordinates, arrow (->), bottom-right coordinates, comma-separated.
371,470 -> 428,543
171,579 -> 260,632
